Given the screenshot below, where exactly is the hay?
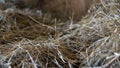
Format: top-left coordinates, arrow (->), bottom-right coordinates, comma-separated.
0,0 -> 120,68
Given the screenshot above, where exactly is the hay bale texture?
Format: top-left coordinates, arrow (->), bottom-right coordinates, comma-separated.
0,0 -> 120,68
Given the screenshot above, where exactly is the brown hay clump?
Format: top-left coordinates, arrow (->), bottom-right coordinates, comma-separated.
0,0 -> 120,68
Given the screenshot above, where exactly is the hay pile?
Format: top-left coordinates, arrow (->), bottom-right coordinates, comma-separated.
0,0 -> 120,68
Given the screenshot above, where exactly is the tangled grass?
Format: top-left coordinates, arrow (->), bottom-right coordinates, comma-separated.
0,0 -> 120,68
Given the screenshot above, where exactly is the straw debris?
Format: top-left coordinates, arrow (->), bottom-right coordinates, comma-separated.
0,0 -> 120,68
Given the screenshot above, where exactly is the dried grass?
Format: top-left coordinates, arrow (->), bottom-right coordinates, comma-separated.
0,0 -> 120,68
